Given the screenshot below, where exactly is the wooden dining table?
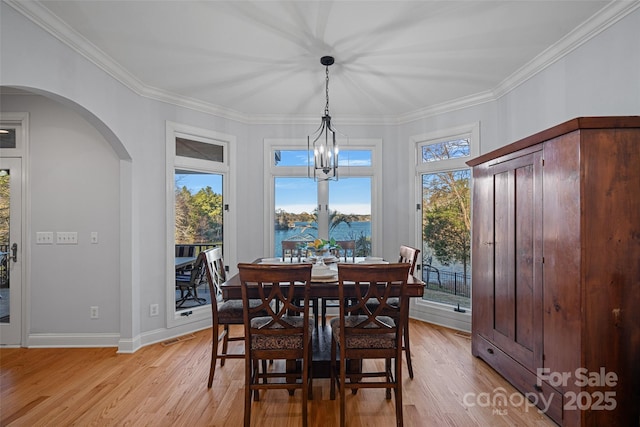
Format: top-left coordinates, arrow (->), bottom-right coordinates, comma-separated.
220,258 -> 425,378
220,258 -> 425,300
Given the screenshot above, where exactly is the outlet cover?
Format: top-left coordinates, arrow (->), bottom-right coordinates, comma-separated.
150,304 -> 159,317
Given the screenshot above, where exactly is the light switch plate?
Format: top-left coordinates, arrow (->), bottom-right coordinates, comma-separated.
36,231 -> 54,244
57,231 -> 78,244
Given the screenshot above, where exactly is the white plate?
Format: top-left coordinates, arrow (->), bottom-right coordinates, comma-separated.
311,267 -> 337,279
364,257 -> 384,262
305,255 -> 339,264
259,258 -> 284,264
358,260 -> 389,264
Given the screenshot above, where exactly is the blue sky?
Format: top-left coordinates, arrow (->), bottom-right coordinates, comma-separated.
275,177 -> 371,215
176,172 -> 371,215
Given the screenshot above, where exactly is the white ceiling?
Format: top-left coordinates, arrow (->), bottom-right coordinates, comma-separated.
8,1 -> 632,123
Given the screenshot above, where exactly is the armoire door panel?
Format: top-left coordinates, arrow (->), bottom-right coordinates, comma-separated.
470,165 -> 496,343
492,170 -> 513,339
488,150 -> 543,372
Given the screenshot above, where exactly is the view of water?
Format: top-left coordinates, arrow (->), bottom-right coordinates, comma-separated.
274,221 -> 371,257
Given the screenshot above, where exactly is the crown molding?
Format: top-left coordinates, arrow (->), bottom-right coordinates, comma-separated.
493,0 -> 640,100
5,1 -> 146,99
6,0 -> 639,126
4,0 -> 252,123
397,90 -> 496,125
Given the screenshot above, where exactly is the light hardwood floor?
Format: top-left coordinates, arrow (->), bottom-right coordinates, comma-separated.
1,320 -> 556,426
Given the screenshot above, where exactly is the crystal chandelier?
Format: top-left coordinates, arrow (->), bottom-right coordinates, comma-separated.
308,56 -> 346,181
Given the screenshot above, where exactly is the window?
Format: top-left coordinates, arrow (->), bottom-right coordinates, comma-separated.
412,123 -> 479,331
166,122 -> 235,327
266,140 -> 381,259
421,169 -> 471,309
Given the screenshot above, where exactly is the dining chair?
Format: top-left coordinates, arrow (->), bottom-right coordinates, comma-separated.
321,240 -> 356,327
282,240 -> 321,330
238,263 -> 314,427
281,240 -> 303,262
175,253 -> 207,308
330,263 -> 411,427
203,248 -> 267,387
333,240 -> 356,262
365,245 -> 420,379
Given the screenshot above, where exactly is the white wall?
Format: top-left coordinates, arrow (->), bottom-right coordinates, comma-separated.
1,3 -> 638,350
2,93 -> 121,335
495,6 -> 640,146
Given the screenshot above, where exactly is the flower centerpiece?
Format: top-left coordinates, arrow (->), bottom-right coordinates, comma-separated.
302,238 -> 341,264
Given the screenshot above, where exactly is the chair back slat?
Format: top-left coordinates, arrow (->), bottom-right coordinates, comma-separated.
334,240 -> 356,262
282,240 -> 304,262
398,245 -> 420,275
203,247 -> 225,304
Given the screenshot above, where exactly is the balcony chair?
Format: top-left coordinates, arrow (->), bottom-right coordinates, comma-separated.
330,263 -> 411,427
175,253 -> 207,308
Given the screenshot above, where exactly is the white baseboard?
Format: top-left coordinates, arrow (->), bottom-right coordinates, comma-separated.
27,333 -> 120,348
410,299 -> 472,333
26,319 -> 213,353
118,318 -> 212,353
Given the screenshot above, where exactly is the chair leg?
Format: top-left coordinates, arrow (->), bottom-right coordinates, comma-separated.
339,350 -> 346,427
208,319 -> 219,388
307,339 -> 314,401
395,354 -> 403,427
321,299 -> 327,328
330,336 -> 336,400
302,347 -> 309,427
244,356 -> 253,427
404,322 -> 414,379
220,325 -> 230,367
385,358 -> 392,400
313,298 -> 319,331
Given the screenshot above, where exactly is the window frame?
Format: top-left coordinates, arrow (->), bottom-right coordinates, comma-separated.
165,121 -> 236,328
263,138 -> 382,258
410,122 -> 479,333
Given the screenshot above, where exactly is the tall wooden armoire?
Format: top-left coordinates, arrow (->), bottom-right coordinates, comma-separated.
466,117 -> 640,426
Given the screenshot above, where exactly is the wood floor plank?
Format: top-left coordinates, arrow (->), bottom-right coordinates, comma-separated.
0,320 -> 557,426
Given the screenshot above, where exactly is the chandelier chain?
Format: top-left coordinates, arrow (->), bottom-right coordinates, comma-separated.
324,65 -> 330,116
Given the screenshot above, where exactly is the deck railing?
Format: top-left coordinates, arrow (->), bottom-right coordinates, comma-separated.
422,268 -> 471,298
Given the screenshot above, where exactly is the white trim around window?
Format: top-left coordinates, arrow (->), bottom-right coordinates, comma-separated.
165,121 -> 237,328
409,122 -> 480,333
263,138 -> 383,258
